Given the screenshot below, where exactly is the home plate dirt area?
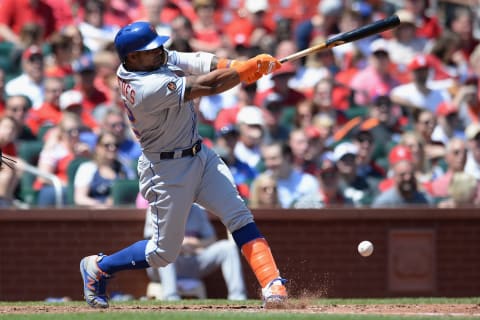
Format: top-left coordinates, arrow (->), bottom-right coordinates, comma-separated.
2,303 -> 480,316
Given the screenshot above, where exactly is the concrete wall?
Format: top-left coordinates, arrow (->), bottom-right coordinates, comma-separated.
1,208 -> 479,301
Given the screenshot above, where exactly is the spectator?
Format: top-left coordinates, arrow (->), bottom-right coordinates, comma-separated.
98,108 -> 141,170
34,112 -> 90,207
287,128 -> 318,175
213,125 -> 256,201
316,153 -> 353,207
358,95 -> 403,161
294,98 -> 316,130
224,0 -> 274,51
431,102 -> 465,145
372,153 -> 434,207
378,145 -> 417,192
426,137 -> 470,199
464,123 -> 480,180
437,172 -> 478,208
5,45 -> 45,110
0,116 -> 21,207
57,90 -> 98,133
350,38 -> 399,106
262,93 -> 290,143
168,15 -> 194,52
255,63 -> 306,110
352,129 -> 385,189
311,113 -> 335,148
387,9 -> 427,67
18,22 -> 44,49
92,73 -> 124,123
25,77 -> 64,135
257,40 -> 301,92
447,6 -> 478,60
333,141 -> 374,206
3,94 -> 36,141
92,49 -> 121,105
427,31 -> 468,84
78,0 -> 120,54
294,36 -> 336,95
311,77 -> 348,130
410,109 -> 447,174
248,172 -> 280,209
61,25 -> 88,61
234,106 -> 265,171
214,82 -> 257,132
144,204 -> 247,301
403,0 -> 442,40
453,79 -> 480,128
44,32 -> 75,79
390,54 -> 450,113
260,141 -> 319,208
73,131 -> 135,208
399,131 -> 444,184
295,0 -> 342,55
133,0 -> 173,44
191,0 -> 223,53
71,54 -> 108,115
333,2 -> 374,62
0,0 -> 58,46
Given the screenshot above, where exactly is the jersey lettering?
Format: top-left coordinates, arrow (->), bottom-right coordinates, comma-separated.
122,101 -> 136,123
117,77 -> 136,104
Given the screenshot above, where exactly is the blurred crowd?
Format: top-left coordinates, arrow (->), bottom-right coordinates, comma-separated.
1,0 -> 480,209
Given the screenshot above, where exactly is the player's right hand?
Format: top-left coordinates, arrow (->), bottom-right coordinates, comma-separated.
254,54 -> 282,75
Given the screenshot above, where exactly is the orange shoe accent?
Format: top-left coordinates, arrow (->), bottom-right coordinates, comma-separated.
241,238 -> 280,288
269,282 -> 287,297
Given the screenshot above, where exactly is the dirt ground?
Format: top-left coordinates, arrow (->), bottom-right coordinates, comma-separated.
1,303 -> 480,317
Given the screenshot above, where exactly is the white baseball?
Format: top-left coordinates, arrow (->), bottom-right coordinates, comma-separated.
358,240 -> 374,257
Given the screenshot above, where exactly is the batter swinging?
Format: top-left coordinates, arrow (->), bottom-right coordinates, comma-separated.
80,21 -> 287,308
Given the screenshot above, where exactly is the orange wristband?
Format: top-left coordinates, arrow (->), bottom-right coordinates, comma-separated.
217,58 -> 231,69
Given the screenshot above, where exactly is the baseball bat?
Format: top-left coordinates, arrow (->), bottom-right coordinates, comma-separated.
279,15 -> 401,64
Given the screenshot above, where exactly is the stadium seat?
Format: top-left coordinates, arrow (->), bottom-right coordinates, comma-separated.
111,178 -> 139,206
16,140 -> 43,205
198,123 -> 216,141
37,124 -> 55,142
66,157 -> 90,205
0,41 -> 22,81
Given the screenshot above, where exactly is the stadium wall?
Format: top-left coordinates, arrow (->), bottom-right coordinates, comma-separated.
1,208 -> 479,301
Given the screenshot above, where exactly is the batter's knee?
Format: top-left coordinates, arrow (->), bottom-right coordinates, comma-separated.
145,239 -> 180,268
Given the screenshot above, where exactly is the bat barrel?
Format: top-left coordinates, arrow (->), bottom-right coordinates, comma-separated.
326,15 -> 400,47
279,14 -> 400,64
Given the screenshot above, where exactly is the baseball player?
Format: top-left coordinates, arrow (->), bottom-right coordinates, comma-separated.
80,21 -> 287,308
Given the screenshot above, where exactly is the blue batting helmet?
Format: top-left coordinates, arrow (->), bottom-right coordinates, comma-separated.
114,21 -> 169,61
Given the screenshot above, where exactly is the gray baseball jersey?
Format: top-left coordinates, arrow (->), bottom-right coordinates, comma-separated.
117,50 -> 254,268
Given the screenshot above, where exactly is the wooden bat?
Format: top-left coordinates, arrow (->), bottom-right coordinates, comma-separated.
279,15 -> 401,64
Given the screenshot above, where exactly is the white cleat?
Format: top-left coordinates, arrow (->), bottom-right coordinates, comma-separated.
262,277 -> 287,308
80,254 -> 111,308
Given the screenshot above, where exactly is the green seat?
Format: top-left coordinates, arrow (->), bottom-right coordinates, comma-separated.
0,41 -> 21,80
37,124 -> 55,142
280,106 -> 296,131
198,123 -> 216,141
66,157 -> 90,206
111,179 -> 139,206
17,140 -> 44,205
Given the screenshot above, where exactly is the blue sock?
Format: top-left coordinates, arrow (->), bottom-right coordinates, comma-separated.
232,222 -> 263,248
98,240 -> 150,274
